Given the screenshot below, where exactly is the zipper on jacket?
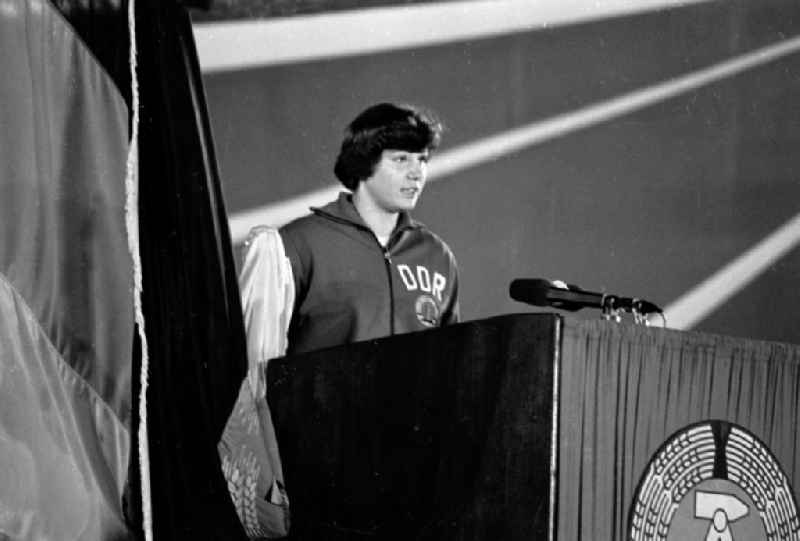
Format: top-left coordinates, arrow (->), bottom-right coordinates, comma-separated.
383,248 -> 396,335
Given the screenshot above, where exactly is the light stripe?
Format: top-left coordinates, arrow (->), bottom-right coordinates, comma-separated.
228,35 -> 800,243
655,213 -> 800,330
194,0 -> 711,73
230,185 -> 343,241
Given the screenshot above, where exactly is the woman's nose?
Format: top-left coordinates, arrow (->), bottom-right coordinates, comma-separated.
408,159 -> 425,180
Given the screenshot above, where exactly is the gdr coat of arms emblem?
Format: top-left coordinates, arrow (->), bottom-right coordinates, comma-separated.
629,421 -> 799,540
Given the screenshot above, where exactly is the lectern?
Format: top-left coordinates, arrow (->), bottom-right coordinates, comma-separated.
267,314 -> 800,540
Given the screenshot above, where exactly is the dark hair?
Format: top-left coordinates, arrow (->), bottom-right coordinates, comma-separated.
334,103 -> 443,190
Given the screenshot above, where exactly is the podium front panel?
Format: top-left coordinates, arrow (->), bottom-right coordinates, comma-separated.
267,314 -> 560,540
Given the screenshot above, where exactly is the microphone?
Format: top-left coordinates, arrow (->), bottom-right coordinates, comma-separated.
509,279 -> 600,311
509,278 -> 662,314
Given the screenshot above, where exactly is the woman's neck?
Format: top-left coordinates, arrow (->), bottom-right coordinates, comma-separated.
352,191 -> 399,239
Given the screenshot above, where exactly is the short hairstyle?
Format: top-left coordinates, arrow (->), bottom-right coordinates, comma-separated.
334,103 -> 443,190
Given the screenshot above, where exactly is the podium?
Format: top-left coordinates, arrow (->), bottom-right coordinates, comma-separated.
267,314 -> 800,540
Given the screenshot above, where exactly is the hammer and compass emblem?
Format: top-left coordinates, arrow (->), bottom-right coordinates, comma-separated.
695,491 -> 748,541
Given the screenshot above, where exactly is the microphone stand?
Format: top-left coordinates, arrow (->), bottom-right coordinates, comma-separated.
601,295 -> 657,325
601,295 -> 623,323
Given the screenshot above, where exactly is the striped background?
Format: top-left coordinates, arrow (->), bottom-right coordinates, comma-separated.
193,0 -> 800,343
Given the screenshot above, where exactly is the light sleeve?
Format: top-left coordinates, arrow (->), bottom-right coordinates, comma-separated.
238,226 -> 296,398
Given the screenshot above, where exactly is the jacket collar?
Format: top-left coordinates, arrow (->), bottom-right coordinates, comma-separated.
312,192 -> 421,233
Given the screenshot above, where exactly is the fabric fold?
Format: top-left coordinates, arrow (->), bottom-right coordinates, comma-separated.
219,226 -> 294,538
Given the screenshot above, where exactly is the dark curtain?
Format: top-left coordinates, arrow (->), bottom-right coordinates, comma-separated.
557,319 -> 800,540
129,0 -> 249,538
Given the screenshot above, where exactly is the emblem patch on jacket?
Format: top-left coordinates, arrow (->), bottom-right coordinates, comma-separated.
414,294 -> 440,327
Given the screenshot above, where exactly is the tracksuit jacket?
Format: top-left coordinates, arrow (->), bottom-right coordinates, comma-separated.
279,192 -> 460,355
